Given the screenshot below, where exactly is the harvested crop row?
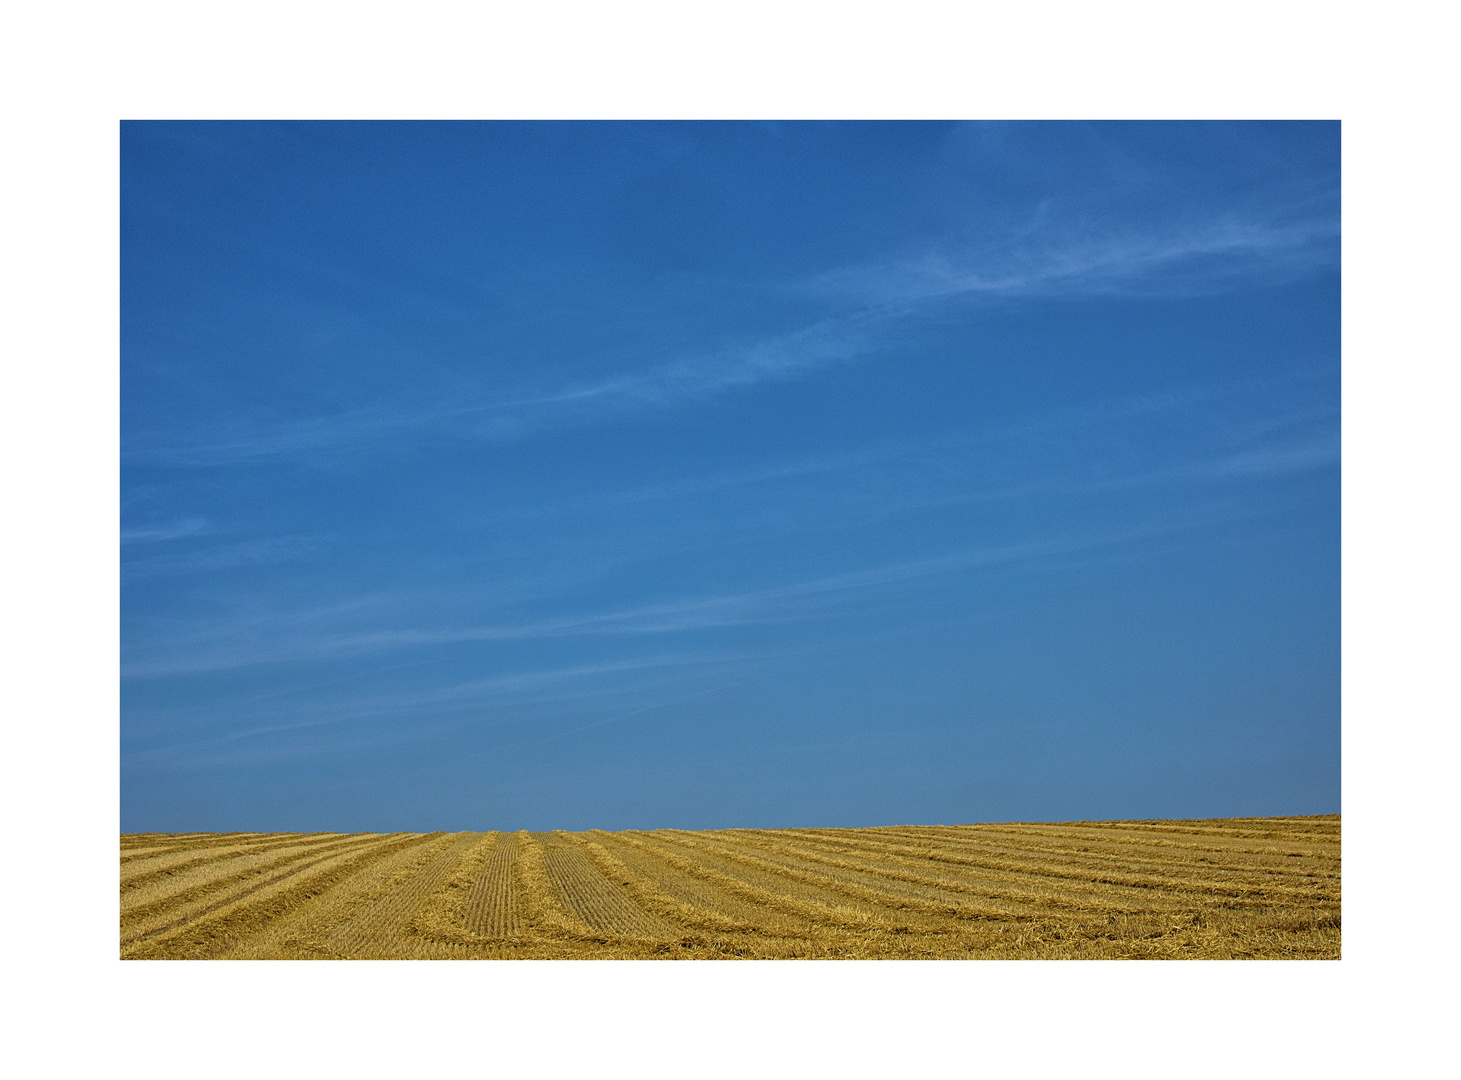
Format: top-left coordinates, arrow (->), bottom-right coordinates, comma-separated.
894,821 -> 1341,858
627,831 -> 938,931
121,832 -> 298,865
511,831 -> 612,942
569,831 -> 781,934
811,824 -> 1341,878
122,834 -> 420,959
224,833 -> 454,959
464,834 -> 521,938
121,815 -> 1340,959
869,827 -> 1341,902
535,833 -> 676,939
711,830 -> 1155,918
122,832 -> 358,892
845,826 -> 1342,890
122,840 -> 271,885
121,832 -> 222,851
121,833 -> 384,934
988,816 -> 1342,842
731,829 -> 1335,912
664,829 -> 1038,924
322,834 -> 480,958
1022,817 -> 1335,843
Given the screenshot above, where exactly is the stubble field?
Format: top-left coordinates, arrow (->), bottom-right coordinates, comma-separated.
120,815 -> 1339,959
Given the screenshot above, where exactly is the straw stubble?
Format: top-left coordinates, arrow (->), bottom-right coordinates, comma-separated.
120,815 -> 1339,959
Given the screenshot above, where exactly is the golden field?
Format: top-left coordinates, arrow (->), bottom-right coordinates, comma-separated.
120,815 -> 1338,959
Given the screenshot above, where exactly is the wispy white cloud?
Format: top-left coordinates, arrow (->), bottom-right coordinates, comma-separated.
1206,434 -> 1340,478
486,443 -> 899,524
510,313 -> 875,413
121,311 -> 881,469
803,212 -> 1339,306
482,373 -> 1336,529
506,680 -> 748,749
121,535 -> 326,580
123,204 -> 1337,474
120,518 -> 209,543
1071,422 -> 1340,494
120,374 -> 1335,684
121,516 -> 1216,680
910,429 -> 1341,512
123,650 -> 746,764
121,404 -> 442,469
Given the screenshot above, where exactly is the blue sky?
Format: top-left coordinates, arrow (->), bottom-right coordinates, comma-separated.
121,121 -> 1339,833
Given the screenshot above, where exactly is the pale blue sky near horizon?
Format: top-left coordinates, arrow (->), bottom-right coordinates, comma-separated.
121,120 -> 1339,833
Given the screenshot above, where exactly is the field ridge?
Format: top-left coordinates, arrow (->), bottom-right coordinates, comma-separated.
120,815 -> 1340,959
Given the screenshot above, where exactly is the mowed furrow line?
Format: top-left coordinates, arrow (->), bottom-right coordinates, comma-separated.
122,834 -> 423,959
118,817 -> 1341,958
610,831 -> 884,933
223,834 -> 455,959
581,831 -> 1001,956
513,832 -> 615,940
688,828 -> 1104,918
122,833 -> 358,891
900,822 -> 1342,859
797,831 -> 1339,914
121,833 -> 395,944
881,824 -> 1343,866
764,829 -> 1340,906
1052,816 -> 1341,841
896,819 -> 1343,849
700,827 -> 1302,923
465,834 -> 522,937
834,830 -> 1343,901
122,835 -> 305,859
943,817 -> 1343,843
123,832 -> 212,844
322,834 -> 479,957
826,824 -> 1342,877
572,831 -> 791,934
862,827 -> 1343,887
683,824 -> 1338,935
631,831 -> 957,930
711,833 -> 1046,926
714,831 -> 1159,917
692,830 -> 1128,921
777,826 -> 1326,885
768,830 -> 1339,911
121,833 -> 282,864
401,834 -> 505,950
121,833 -> 383,929
970,825 -> 1345,862
122,836 -> 217,858
123,841 -> 269,884
650,831 -> 928,919
538,833 -> 677,939
122,832 -> 224,849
